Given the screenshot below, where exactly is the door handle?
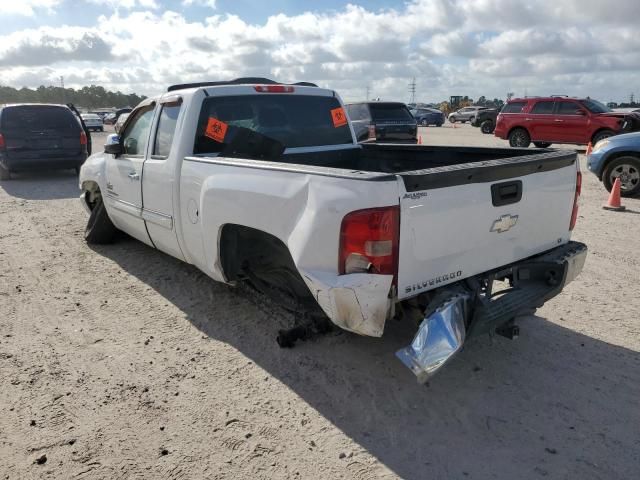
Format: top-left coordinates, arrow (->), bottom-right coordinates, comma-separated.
128,172 -> 140,180
554,119 -> 564,122
525,118 -> 532,121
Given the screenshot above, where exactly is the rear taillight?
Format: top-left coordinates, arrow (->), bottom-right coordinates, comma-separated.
80,131 -> 87,146
254,85 -> 294,93
0,133 -> 4,149
569,171 -> 582,231
339,206 -> 400,282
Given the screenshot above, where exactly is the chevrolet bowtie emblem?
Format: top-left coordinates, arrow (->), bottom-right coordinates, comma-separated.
490,214 -> 518,233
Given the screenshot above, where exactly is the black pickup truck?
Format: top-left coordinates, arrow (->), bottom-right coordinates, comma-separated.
471,108 -> 499,134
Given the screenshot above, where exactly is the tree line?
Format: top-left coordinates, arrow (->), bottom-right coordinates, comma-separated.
0,85 -> 146,109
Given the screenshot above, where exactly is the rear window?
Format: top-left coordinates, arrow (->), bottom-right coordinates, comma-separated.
2,106 -> 79,131
369,104 -> 414,122
194,94 -> 353,155
530,101 -> 555,114
501,102 -> 526,113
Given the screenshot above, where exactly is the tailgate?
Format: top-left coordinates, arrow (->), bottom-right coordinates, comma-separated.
396,151 -> 578,300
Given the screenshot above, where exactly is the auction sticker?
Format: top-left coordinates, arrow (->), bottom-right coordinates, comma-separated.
205,117 -> 228,142
330,107 -> 348,128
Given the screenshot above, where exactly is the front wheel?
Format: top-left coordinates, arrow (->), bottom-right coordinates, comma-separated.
533,142 -> 552,148
84,196 -> 118,244
508,128 -> 531,148
480,120 -> 495,134
449,117 -> 456,123
420,119 -> 428,126
592,129 -> 615,145
603,156 -> 640,197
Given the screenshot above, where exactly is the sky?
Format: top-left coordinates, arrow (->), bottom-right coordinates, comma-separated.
0,0 -> 639,104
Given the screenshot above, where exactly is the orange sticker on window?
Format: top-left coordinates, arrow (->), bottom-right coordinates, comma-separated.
331,107 -> 348,128
205,117 -> 228,143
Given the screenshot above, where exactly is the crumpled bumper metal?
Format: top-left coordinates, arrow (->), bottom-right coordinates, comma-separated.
396,294 -> 470,383
397,241 -> 587,383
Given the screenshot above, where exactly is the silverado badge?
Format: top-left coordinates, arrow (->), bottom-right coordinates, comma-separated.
490,214 -> 518,233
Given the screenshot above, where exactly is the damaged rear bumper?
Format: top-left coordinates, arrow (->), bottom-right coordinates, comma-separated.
397,241 -> 588,382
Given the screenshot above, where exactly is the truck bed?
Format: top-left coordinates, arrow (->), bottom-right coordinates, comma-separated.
278,144 -> 575,185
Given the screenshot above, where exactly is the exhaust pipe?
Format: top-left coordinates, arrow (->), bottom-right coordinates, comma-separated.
396,293 -> 470,383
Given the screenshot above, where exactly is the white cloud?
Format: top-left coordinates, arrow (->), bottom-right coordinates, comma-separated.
0,0 -> 639,103
85,0 -> 159,10
0,0 -> 61,16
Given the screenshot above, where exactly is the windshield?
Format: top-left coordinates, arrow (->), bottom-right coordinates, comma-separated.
194,94 -> 353,155
581,99 -> 611,114
369,103 -> 414,122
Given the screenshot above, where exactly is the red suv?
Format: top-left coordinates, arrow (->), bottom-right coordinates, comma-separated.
494,96 -> 627,148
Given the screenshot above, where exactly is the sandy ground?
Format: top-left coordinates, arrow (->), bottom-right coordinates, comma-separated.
1,124 -> 639,479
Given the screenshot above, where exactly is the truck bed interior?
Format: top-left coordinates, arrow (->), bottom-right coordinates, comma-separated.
281,144 -> 556,174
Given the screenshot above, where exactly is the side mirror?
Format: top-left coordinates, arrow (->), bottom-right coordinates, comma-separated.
104,134 -> 122,155
576,109 -> 587,116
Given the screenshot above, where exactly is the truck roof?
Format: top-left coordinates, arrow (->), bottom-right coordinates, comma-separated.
167,77 -> 318,92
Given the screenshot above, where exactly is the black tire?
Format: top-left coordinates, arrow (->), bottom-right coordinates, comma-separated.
480,120 -> 495,134
420,119 -> 428,126
508,128 -> 531,148
449,117 -> 456,123
0,164 -> 10,181
592,129 -> 615,145
84,197 -> 117,244
533,142 -> 552,148
602,156 -> 640,197
469,116 -> 476,124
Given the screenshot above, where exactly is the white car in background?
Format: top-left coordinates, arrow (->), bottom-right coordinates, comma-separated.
114,112 -> 129,134
81,113 -> 104,132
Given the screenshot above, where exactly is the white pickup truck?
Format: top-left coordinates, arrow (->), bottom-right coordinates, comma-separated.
79,78 -> 587,381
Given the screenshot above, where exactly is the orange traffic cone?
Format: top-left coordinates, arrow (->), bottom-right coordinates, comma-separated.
603,177 -> 625,211
586,142 -> 593,156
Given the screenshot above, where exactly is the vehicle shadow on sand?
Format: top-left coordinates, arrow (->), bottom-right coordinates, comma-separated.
0,170 -> 79,200
91,238 -> 640,480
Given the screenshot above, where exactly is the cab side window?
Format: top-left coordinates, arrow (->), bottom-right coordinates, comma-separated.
153,102 -> 182,158
530,101 -> 555,114
346,104 -> 369,121
556,101 -> 582,115
121,106 -> 155,156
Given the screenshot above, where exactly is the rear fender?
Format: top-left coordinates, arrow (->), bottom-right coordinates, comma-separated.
194,166 -> 399,335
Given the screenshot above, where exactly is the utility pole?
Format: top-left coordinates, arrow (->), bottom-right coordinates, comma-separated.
365,85 -> 370,101
60,76 -> 65,104
408,77 -> 416,104
630,93 -> 635,105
